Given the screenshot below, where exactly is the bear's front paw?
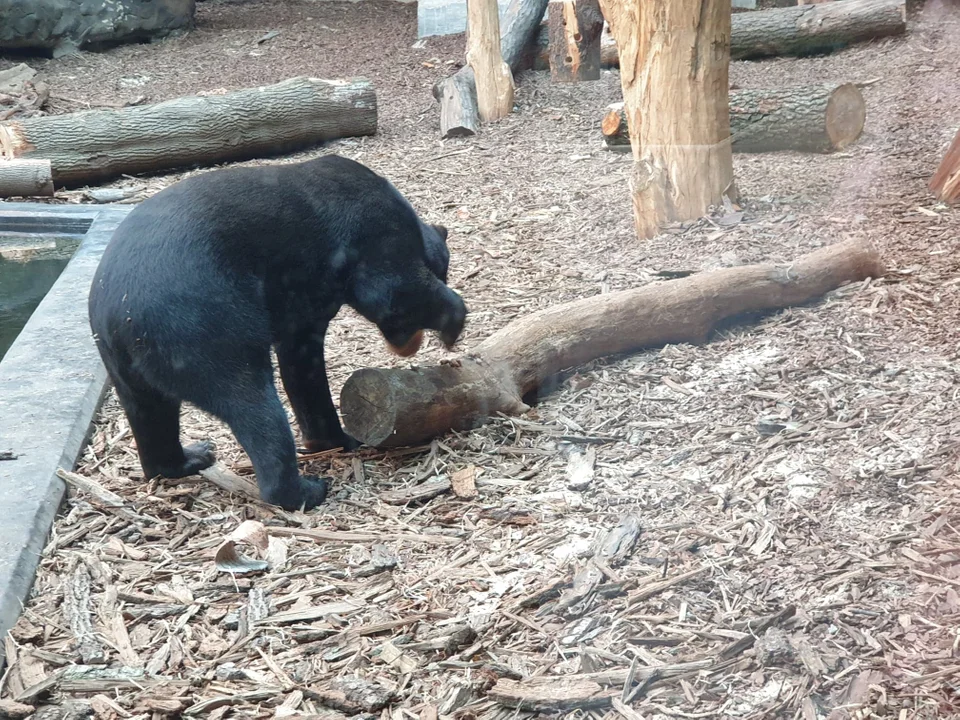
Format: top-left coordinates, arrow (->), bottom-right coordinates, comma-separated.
262,475 -> 329,511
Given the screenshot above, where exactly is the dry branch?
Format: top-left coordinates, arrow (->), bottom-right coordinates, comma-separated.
602,84 -> 866,154
530,0 -> 906,68
0,76 -> 377,187
930,128 -> 960,203
340,239 -> 883,447
433,0 -> 548,138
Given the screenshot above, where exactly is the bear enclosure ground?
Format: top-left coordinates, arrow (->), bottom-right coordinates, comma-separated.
2,1 -> 960,717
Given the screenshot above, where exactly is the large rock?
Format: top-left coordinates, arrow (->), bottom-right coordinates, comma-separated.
0,0 -> 195,53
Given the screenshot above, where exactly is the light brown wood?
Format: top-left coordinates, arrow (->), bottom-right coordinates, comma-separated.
0,159 -> 54,197
598,0 -> 735,239
435,0 -> 548,138
547,0 -> 604,82
340,239 -> 884,447
0,77 -> 377,187
466,0 -> 515,122
602,84 -> 866,154
530,0 -> 907,68
930,128 -> 960,203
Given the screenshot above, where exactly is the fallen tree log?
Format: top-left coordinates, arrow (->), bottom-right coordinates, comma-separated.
929,128 -> 960,203
529,0 -> 907,68
0,76 -> 377,187
602,84 -> 866,154
0,159 -> 54,198
433,0 -> 548,138
340,239 -> 883,447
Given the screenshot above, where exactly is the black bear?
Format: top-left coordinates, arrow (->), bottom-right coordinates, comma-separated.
88,154 -> 467,511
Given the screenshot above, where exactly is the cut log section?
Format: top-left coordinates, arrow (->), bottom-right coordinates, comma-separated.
0,76 -> 377,187
0,159 -> 54,198
547,0 -> 605,82
466,0 -> 515,121
434,0 -> 548,138
340,239 -> 883,447
530,0 -> 907,68
602,84 -> 866,154
930,128 -> 960,203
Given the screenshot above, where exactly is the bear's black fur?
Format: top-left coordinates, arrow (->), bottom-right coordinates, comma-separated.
88,155 -> 466,511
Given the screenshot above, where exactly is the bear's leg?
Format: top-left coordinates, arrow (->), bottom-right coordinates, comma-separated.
209,370 -> 330,510
112,374 -> 216,480
275,332 -> 360,453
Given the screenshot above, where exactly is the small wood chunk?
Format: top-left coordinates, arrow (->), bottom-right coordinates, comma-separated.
930,128 -> 960,203
56,468 -> 124,508
0,698 -> 35,719
307,676 -> 396,713
62,563 -> 106,665
451,466 -> 479,498
380,478 -> 451,505
488,676 -> 616,711
565,446 -> 596,490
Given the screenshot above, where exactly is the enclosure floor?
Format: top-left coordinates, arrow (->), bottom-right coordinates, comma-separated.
2,1 -> 959,717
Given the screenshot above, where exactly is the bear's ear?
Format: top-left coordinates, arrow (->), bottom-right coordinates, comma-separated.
431,224 -> 449,242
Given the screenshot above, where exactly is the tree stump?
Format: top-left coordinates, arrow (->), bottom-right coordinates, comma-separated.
598,0 -> 735,239
466,0 -> 515,122
547,0 -> 605,82
601,84 -> 866,154
340,239 -> 883,447
0,76 -> 377,187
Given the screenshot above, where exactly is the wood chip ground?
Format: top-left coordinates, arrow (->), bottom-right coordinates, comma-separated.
2,1 -> 960,718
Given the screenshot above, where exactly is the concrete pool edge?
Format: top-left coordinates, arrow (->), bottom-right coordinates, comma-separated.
0,202 -> 133,668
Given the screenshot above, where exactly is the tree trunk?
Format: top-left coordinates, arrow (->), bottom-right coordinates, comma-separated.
466,0 -> 515,121
340,239 -> 883,447
529,0 -> 907,68
547,0 -> 605,82
930,128 -> 960,203
602,84 -> 866,154
434,0 -> 549,138
0,160 -> 54,198
598,0 -> 735,239
0,76 -> 377,187
729,0 -> 905,59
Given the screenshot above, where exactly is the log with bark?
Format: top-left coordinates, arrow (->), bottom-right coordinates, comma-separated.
529,0 -> 907,69
601,84 -> 866,154
930,128 -> 960,203
433,0 -> 548,138
547,0 -> 605,82
0,76 -> 377,187
466,0 -> 515,121
340,239 -> 883,448
0,159 -> 54,198
599,0 -> 735,239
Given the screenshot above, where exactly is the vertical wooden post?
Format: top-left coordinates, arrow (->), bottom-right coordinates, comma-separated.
930,128 -> 960,204
547,0 -> 605,82
466,0 -> 515,122
597,0 -> 737,239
